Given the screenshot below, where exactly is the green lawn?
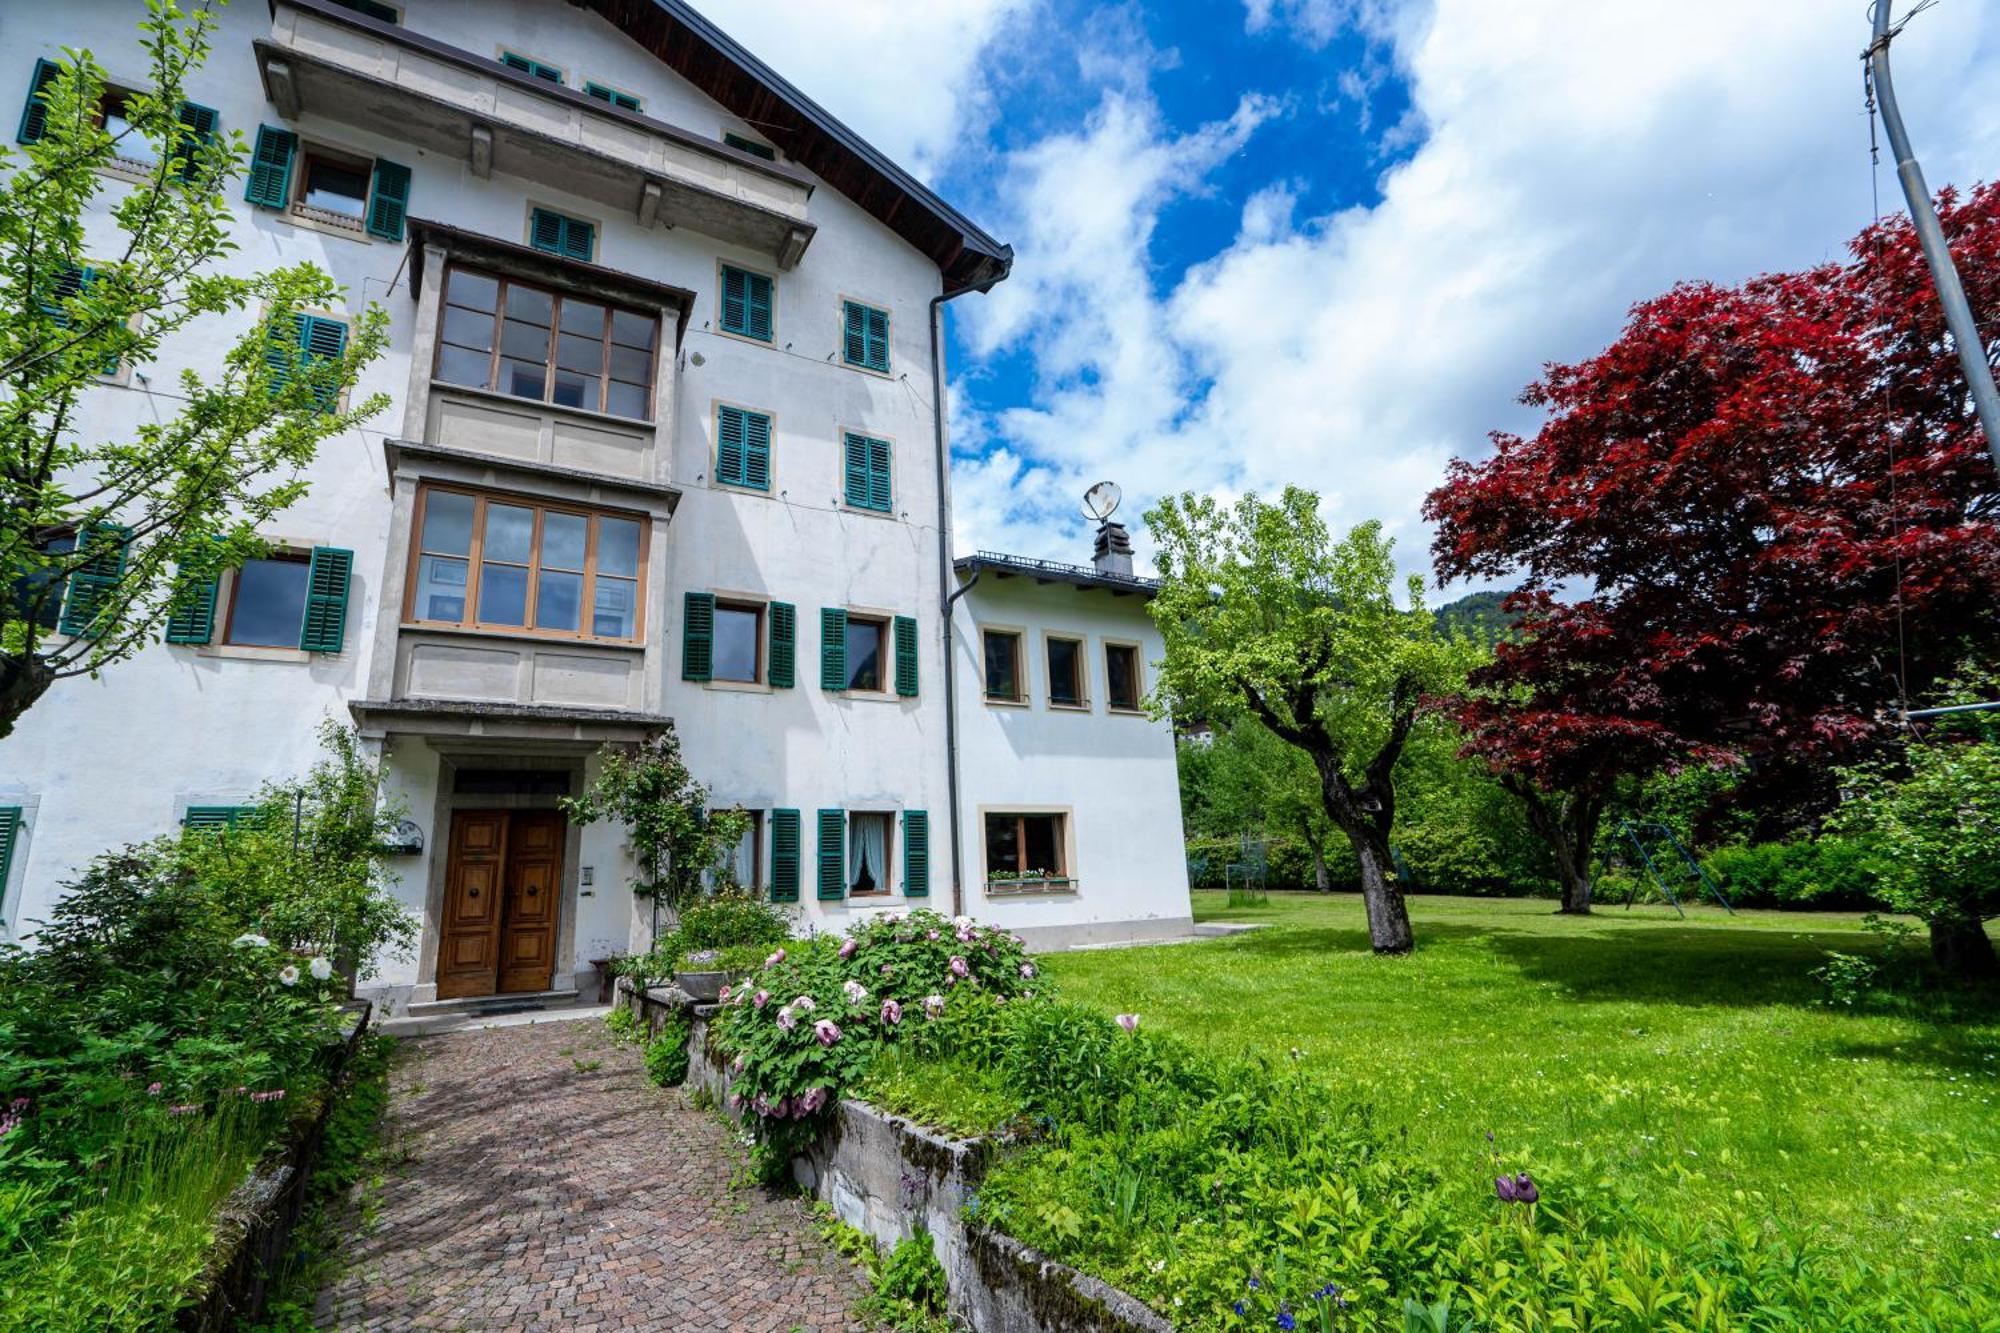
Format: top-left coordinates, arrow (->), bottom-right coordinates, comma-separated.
1041,892 -> 2000,1274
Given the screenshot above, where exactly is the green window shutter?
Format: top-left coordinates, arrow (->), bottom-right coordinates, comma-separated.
894,615 -> 919,697
278,314 -> 348,413
816,809 -> 846,901
299,546 -> 352,653
720,266 -> 773,341
868,437 -> 893,512
40,263 -> 85,325
682,591 -> 714,681
58,522 -> 129,639
244,125 -> 297,209
842,302 -> 889,373
768,601 -> 796,689
173,101 -> 218,182
585,83 -> 641,112
18,58 -> 61,146
501,52 -> 562,83
529,208 -> 564,255
723,131 -> 776,161
366,158 -> 411,241
183,804 -> 260,833
163,555 -> 220,645
0,807 -> 20,899
819,607 -> 847,690
903,810 -> 929,897
769,809 -> 801,902
742,410 -> 771,490
563,218 -> 594,262
844,434 -> 891,512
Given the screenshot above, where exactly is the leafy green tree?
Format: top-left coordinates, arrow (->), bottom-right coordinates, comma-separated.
1179,718 -> 1339,889
1146,489 -> 1477,953
1827,695 -> 2000,979
562,725 -> 748,922
0,3 -> 389,737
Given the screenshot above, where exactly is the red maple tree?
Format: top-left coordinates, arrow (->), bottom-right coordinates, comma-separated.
1425,182 -> 2000,932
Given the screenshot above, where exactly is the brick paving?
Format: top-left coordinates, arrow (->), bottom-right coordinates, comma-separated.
315,1017 -> 872,1332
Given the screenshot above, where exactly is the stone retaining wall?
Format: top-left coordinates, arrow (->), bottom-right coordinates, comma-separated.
617,981 -> 1171,1333
176,1001 -> 373,1330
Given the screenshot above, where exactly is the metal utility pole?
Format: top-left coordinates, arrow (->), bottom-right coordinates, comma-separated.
1867,0 -> 2000,476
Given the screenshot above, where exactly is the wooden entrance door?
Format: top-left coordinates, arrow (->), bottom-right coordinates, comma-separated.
435,810 -> 565,1000
497,811 -> 563,994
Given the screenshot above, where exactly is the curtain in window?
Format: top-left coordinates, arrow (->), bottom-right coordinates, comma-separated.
705,819 -> 756,893
850,813 -> 889,893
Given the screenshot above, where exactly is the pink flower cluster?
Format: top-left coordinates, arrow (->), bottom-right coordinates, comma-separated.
251,1089 -> 287,1104
749,1086 -> 832,1120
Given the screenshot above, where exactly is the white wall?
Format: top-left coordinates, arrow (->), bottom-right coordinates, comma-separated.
952,576 -> 1193,943
0,0 -> 954,955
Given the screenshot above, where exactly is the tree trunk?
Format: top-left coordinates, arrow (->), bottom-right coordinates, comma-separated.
1930,916 -> 1999,980
0,653 -> 55,741
1353,829 -> 1414,954
1301,820 -> 1330,893
1508,778 -> 1602,915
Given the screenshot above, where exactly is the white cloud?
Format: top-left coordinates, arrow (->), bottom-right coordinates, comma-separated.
950,0 -> 2000,582
684,0 -> 1035,180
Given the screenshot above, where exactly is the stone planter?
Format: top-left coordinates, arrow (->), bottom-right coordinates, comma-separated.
673,969 -> 730,1002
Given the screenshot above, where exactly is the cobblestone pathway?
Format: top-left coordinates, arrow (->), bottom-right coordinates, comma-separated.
316,1017 -> 871,1332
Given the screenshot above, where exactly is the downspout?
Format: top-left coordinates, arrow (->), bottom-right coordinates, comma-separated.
931,291 -> 970,916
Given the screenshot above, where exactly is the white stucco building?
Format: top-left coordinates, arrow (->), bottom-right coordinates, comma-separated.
0,0 -> 1190,1013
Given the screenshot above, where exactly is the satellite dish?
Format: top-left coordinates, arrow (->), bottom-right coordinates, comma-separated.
1082,480 -> 1123,523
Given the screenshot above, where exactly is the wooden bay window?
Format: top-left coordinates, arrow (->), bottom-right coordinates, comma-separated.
406,485 -> 647,643
434,265 -> 658,420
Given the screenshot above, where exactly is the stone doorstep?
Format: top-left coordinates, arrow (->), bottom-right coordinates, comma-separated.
629,984 -> 1171,1333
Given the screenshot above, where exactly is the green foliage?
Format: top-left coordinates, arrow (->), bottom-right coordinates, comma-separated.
169,720 -> 417,977
603,1005 -> 641,1045
676,892 -> 792,954
1698,836 -> 1878,910
243,1035 -> 398,1332
869,1229 -> 951,1331
645,1012 -> 692,1088
0,2 -> 390,736
561,728 -> 748,907
713,910 -> 1037,1163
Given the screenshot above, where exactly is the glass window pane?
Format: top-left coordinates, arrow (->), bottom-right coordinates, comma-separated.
301,157 -> 368,216
541,511 -> 587,570
984,814 -> 1018,876
610,309 -> 656,349
596,518 -> 640,578
478,562 -> 528,626
592,575 -> 636,638
501,318 -> 550,361
1107,645 -> 1137,708
503,284 -> 552,327
608,344 -> 650,383
534,569 -> 582,631
413,554 -> 468,622
500,359 -> 546,401
420,490 -> 476,555
1024,816 -> 1061,877
226,557 -> 310,647
560,299 -> 606,335
446,269 -> 499,313
436,344 -> 491,388
103,107 -> 159,165
604,380 -> 649,420
550,368 -> 590,410
483,503 -> 533,564
983,632 -> 1018,699
442,305 -> 494,351
1048,638 -> 1081,705
846,619 -> 881,691
557,331 -> 603,375
713,605 -> 760,682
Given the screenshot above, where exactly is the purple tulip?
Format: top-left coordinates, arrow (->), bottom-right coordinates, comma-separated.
881,998 -> 903,1025
1114,1013 -> 1139,1033
1514,1171 -> 1539,1204
949,955 -> 970,978
839,938 -> 858,960
1495,1175 -> 1519,1203
814,1019 -> 843,1047
753,989 -> 771,1009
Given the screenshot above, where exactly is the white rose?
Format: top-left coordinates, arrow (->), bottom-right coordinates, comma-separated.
278,965 -> 300,987
233,933 -> 269,949
308,957 -> 333,982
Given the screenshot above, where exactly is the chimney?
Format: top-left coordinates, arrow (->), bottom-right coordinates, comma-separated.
1092,520 -> 1134,578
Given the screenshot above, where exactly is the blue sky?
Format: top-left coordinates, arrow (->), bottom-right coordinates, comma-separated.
697,0 -> 2000,586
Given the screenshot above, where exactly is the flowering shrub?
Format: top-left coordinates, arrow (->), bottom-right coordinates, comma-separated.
712,910 -> 1040,1170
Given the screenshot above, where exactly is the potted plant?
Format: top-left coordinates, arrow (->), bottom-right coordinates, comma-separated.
673,948 -> 730,1002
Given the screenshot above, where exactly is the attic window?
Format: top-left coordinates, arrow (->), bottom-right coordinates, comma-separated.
585,83 -> 642,113
499,51 -> 564,85
723,131 -> 776,162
